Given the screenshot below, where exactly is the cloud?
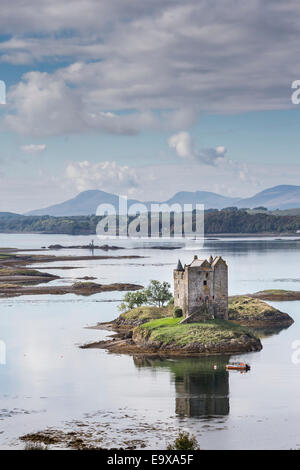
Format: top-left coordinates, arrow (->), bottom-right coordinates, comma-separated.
5,72 -> 85,136
168,131 -> 226,166
168,132 -> 194,159
2,1 -> 300,135
0,80 -> 6,104
132,161 -> 300,202
65,160 -> 139,194
195,146 -> 227,165
20,143 -> 46,154
3,157 -> 300,213
4,70 -> 161,136
63,154 -> 259,203
64,159 -> 300,205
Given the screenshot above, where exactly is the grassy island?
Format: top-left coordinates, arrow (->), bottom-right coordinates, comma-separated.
228,296 -> 294,327
83,293 -> 295,355
83,302 -> 272,356
131,317 -> 261,355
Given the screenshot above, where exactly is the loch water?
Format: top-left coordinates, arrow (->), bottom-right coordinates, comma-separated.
0,234 -> 300,449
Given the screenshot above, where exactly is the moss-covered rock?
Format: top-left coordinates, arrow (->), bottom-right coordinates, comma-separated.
228,295 -> 294,327
132,317 -> 262,354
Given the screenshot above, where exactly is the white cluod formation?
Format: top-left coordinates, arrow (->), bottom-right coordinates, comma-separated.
0,80 -> 6,104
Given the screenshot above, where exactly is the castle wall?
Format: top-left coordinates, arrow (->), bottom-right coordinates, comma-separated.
187,267 -> 213,314
212,261 -> 228,320
180,303 -> 216,323
174,256 -> 228,321
174,270 -> 188,315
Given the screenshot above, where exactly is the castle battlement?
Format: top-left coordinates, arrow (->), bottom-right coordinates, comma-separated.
174,255 -> 228,322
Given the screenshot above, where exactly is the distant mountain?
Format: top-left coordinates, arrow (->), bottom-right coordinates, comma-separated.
236,185 -> 300,210
26,185 -> 300,216
26,189 -> 240,216
165,191 -> 239,209
0,212 -> 23,218
26,190 -> 141,216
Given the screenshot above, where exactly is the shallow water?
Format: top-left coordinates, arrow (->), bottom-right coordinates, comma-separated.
0,234 -> 300,449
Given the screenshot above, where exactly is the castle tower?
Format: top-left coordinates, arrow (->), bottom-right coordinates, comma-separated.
173,255 -> 228,322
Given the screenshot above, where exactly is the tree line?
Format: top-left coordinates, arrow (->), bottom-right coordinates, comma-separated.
0,209 -> 299,235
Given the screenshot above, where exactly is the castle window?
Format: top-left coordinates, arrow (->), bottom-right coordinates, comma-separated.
203,280 -> 207,286
206,273 -> 209,279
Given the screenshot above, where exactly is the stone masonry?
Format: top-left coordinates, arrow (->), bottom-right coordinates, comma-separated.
173,255 -> 228,322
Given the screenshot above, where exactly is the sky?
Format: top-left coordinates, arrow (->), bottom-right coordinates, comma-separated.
1,0 -> 300,212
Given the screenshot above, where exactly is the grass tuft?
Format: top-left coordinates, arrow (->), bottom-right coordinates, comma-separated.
139,317 -> 251,346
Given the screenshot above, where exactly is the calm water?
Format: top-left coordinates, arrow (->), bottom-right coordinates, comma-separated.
0,234 -> 300,449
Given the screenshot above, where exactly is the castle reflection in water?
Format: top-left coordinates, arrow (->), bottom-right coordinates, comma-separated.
133,356 -> 230,418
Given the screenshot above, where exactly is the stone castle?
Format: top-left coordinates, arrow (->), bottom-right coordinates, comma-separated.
173,255 -> 228,322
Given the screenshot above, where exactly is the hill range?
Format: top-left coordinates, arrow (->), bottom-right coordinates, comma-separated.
24,185 -> 300,216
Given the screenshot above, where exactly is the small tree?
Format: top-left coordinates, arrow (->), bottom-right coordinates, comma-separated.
167,431 -> 200,450
118,290 -> 148,311
145,280 -> 172,307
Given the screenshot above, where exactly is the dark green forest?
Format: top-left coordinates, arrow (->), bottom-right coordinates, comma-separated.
0,209 -> 299,235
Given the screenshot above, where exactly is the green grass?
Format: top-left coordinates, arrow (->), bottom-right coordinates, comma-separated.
119,305 -> 173,324
140,316 -> 180,329
139,317 -> 250,346
0,268 -> 52,277
256,289 -> 290,295
0,253 -> 15,259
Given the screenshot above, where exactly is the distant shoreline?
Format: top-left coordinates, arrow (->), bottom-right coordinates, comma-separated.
1,207 -> 300,237
206,232 -> 300,238
0,231 -> 299,239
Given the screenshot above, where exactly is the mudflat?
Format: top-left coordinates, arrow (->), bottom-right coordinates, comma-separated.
0,249 -> 145,297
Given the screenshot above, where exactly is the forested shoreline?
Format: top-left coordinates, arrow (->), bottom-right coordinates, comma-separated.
0,209 -> 300,235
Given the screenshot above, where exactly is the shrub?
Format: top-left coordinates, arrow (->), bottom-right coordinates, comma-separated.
118,280 -> 173,311
173,307 -> 183,318
24,442 -> 48,450
145,280 -> 172,307
167,431 -> 200,450
118,290 -> 148,311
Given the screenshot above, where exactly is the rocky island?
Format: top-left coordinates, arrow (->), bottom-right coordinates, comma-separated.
82,255 -> 294,356
82,295 -> 293,356
82,305 -> 263,355
228,295 -> 294,327
249,289 -> 300,301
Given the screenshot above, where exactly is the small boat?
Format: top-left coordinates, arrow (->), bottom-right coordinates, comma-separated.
226,362 -> 250,371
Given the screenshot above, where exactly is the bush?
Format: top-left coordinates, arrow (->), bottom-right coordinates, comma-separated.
145,280 -> 172,307
118,280 -> 173,311
118,290 -> 148,311
173,307 -> 183,318
24,442 -> 48,450
167,431 -> 200,450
